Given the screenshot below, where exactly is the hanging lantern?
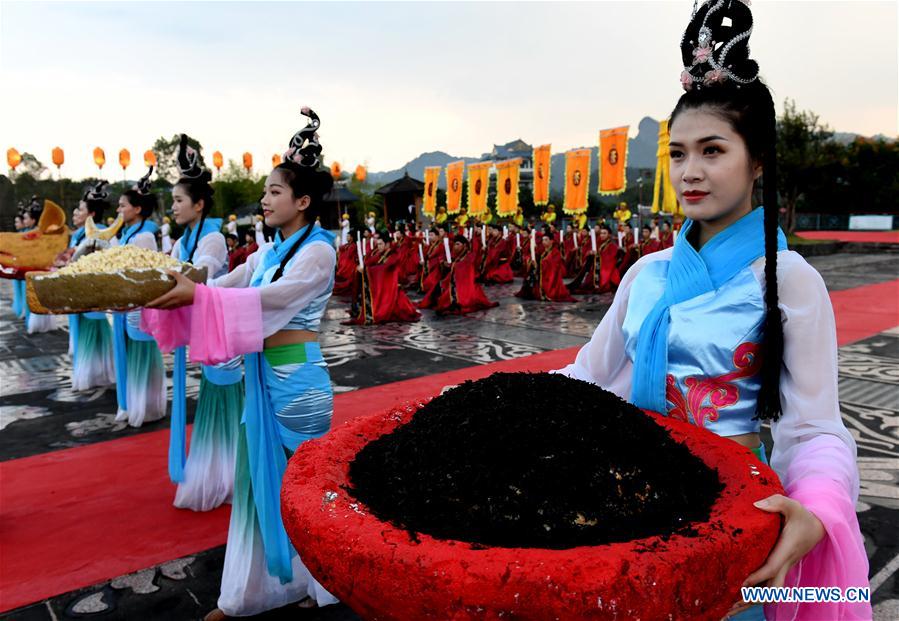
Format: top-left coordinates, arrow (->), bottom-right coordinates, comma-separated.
212,151 -> 223,171
7,148 -> 22,170
93,147 -> 106,170
330,161 -> 342,180
52,147 -> 65,168
143,150 -> 157,167
242,152 -> 253,172
272,153 -> 282,168
119,148 -> 131,170
355,165 -> 367,183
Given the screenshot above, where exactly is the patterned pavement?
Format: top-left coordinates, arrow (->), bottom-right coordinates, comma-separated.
1,252 -> 896,620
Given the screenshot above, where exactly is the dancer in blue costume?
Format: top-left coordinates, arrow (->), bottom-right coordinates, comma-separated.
168,134 -> 242,512
67,181 -> 116,391
149,108 -> 339,619
10,208 -> 27,319
20,200 -> 57,334
556,3 -> 868,620
111,167 -> 166,427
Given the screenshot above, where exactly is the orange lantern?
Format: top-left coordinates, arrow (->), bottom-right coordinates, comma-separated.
7,148 -> 22,170
272,154 -> 281,168
212,151 -> 223,171
119,148 -> 131,170
330,161 -> 342,180
52,147 -> 65,168
143,150 -> 157,167
93,147 -> 106,170
355,165 -> 367,183
242,152 -> 253,172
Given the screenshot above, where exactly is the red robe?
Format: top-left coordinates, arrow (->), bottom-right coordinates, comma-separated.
516,245 -> 575,302
562,234 -> 578,277
344,247 -> 420,325
639,238 -> 662,256
333,242 -> 359,297
418,248 -> 498,315
419,240 -> 444,294
480,237 -> 515,284
568,240 -> 621,294
618,233 -> 639,278
658,231 -> 674,250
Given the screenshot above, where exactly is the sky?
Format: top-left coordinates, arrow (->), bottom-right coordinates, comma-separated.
1,0 -> 896,181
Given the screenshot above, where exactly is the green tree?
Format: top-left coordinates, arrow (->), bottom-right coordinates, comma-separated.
776,99 -> 834,233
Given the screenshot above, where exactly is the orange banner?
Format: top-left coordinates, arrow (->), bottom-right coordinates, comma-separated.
467,161 -> 492,217
423,166 -> 441,217
445,161 -> 465,215
495,158 -> 521,216
598,126 -> 629,195
563,149 -> 591,214
652,119 -> 681,215
532,144 -> 551,206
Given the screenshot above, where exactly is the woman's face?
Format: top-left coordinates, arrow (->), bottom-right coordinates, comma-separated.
599,228 -> 610,242
542,236 -> 552,250
14,216 -> 23,231
118,195 -> 141,225
171,184 -> 203,227
260,169 -> 310,229
669,108 -> 760,226
22,212 -> 36,228
73,201 -> 90,228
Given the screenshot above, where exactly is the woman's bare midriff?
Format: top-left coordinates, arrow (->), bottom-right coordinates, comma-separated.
725,432 -> 762,451
264,329 -> 317,349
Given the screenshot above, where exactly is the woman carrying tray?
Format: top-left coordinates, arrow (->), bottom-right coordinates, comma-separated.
555,2 -> 869,619
166,134 -> 242,512
67,181 -> 116,391
144,108 -> 339,618
21,200 -> 58,334
111,167 -> 166,427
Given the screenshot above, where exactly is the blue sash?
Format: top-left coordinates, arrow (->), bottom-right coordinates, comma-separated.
244,223 -> 335,582
630,208 -> 786,414
119,219 -> 159,245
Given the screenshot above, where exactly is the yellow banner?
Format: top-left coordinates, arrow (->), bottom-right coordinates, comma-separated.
467,161 -> 492,217
423,166 -> 441,217
495,158 -> 521,217
563,148 -> 591,214
598,126 -> 629,195
652,119 -> 681,215
532,144 -> 551,206
445,161 -> 465,215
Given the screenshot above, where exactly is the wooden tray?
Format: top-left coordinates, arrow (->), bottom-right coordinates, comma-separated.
26,265 -> 207,314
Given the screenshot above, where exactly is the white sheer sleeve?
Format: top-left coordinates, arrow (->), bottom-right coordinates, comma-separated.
131,231 -> 158,251
552,252 -> 668,399
256,242 -> 335,337
762,251 -> 859,498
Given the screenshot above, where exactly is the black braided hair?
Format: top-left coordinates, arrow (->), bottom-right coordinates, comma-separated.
174,134 -> 216,263
81,180 -> 110,220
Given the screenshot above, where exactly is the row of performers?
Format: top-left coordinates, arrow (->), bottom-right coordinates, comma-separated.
332,223 -> 673,324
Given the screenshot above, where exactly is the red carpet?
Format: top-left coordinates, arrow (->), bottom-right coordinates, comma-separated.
2,280 -> 898,612
796,230 -> 899,244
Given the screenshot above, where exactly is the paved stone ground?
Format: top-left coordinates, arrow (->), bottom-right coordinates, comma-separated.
1,252 -> 896,620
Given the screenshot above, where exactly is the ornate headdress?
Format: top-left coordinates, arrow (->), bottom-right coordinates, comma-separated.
177,133 -> 204,179
136,166 -> 154,195
82,180 -> 109,202
680,0 -> 759,91
283,107 -> 323,168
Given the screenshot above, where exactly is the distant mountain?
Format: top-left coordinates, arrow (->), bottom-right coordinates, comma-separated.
367,117 -> 661,189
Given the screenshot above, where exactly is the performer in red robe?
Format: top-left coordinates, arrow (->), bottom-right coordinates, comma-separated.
333,235 -> 360,297
419,229 -> 446,294
562,227 -> 578,277
658,220 -> 674,249
638,225 -> 662,257
569,225 -> 621,294
480,227 -> 514,284
418,235 -> 498,315
617,222 -> 640,278
344,238 -> 420,325
516,236 -> 575,302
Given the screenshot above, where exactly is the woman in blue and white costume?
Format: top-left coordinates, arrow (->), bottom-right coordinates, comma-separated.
148,108 -> 339,619
68,181 -> 116,391
111,166 -> 166,427
21,201 -> 57,334
10,209 -> 27,319
556,3 -> 868,620
168,134 -> 242,512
